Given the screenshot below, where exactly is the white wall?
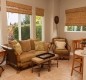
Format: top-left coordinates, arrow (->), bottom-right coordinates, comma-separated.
0,0 -> 8,44
58,0 -> 86,46
48,0 -> 60,41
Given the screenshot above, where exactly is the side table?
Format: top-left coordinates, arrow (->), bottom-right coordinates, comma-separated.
0,49 -> 6,77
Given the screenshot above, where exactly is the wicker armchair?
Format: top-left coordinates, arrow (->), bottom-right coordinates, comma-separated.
52,37 -> 71,60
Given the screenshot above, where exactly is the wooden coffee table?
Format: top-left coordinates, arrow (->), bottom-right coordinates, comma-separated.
31,53 -> 58,77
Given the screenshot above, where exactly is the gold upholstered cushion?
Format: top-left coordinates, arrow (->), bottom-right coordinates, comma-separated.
34,41 -> 45,51
13,43 -> 22,55
20,51 -> 36,63
19,50 -> 47,63
9,40 -> 22,55
19,39 -> 31,52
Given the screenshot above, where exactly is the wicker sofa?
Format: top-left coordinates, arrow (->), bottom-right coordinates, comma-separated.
2,39 -> 50,70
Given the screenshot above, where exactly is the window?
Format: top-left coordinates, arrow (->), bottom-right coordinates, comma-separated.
65,7 -> 86,32
7,12 -> 19,40
65,26 -> 86,32
6,1 -> 32,41
21,14 -> 30,40
82,26 -> 86,31
35,8 -> 44,41
7,12 -> 30,41
36,16 -> 43,40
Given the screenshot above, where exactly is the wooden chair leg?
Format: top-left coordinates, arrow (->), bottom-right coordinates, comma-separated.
57,57 -> 58,68
80,58 -> 83,74
0,66 -> 4,71
82,58 -> 83,77
38,64 -> 41,77
71,56 -> 75,76
32,62 -> 33,73
48,60 -> 51,72
80,63 -> 82,72
0,66 -> 4,77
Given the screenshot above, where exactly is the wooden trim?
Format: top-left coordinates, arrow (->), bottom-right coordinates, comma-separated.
36,8 -> 44,16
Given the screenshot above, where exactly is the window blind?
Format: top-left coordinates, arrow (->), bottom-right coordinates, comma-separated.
65,7 -> 86,26
6,1 -> 32,14
36,8 -> 44,16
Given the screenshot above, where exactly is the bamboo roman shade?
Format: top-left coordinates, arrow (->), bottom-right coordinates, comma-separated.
6,1 -> 32,14
36,8 -> 44,16
65,7 -> 86,26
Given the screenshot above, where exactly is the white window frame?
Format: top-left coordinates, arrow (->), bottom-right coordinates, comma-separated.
42,17 -> 45,41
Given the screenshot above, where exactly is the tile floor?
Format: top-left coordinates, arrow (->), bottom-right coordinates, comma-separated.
0,57 -> 82,80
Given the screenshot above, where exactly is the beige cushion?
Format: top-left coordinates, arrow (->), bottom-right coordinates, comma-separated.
32,57 -> 43,64
55,41 -> 66,49
75,50 -> 83,56
34,41 -> 45,51
19,39 -> 31,52
54,39 -> 65,42
13,43 -> 22,55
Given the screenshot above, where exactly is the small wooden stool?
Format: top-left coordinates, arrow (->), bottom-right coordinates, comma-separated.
31,57 -> 51,77
71,50 -> 83,76
31,54 -> 58,77
71,40 -> 84,77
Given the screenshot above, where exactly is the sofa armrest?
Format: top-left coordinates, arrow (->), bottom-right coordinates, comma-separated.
1,44 -> 20,65
1,44 -> 13,50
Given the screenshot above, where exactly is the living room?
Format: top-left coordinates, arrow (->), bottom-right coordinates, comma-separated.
0,0 -> 86,80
